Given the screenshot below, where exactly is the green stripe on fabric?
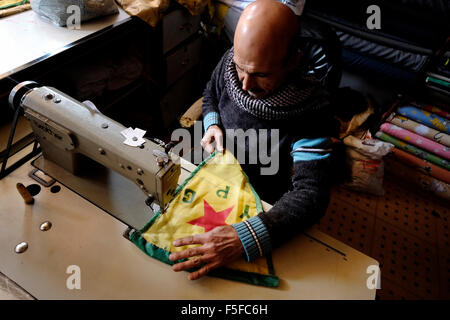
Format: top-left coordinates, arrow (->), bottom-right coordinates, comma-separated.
427,76 -> 450,88
376,131 -> 450,170
0,0 -> 27,10
244,171 -> 263,214
209,267 -> 279,287
130,232 -> 279,287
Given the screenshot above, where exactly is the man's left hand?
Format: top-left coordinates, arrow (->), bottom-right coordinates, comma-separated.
169,225 -> 244,280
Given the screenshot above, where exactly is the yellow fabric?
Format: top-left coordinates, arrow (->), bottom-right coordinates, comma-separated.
337,99 -> 374,139
176,0 -> 209,15
0,2 -> 29,17
141,150 -> 272,276
0,0 -> 26,10
116,0 -> 169,27
210,2 -> 229,37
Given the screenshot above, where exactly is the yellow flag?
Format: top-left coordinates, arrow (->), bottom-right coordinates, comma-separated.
0,0 -> 27,10
131,150 -> 278,287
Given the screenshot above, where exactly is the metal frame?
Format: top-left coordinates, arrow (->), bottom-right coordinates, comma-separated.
0,103 -> 40,179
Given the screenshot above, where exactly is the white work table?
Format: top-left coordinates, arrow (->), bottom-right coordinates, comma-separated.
0,148 -> 378,300
0,7 -> 130,79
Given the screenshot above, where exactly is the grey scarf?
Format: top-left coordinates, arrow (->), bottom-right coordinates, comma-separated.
224,49 -> 329,121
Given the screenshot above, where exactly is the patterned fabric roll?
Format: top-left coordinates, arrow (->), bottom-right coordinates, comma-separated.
375,131 -> 450,170
389,114 -> 450,148
385,157 -> 450,202
396,106 -> 450,134
391,148 -> 450,184
380,123 -> 450,160
412,102 -> 450,119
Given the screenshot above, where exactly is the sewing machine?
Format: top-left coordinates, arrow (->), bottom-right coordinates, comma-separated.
8,81 -> 180,228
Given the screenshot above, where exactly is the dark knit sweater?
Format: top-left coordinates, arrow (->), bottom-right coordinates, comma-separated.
202,49 -> 338,259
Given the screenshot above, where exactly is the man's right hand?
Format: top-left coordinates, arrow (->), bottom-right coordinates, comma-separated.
201,125 -> 224,154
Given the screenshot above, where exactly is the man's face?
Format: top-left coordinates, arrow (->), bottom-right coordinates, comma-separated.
233,49 -> 291,99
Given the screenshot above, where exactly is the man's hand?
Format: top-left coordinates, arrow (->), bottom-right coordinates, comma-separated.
169,225 -> 244,280
201,125 -> 224,154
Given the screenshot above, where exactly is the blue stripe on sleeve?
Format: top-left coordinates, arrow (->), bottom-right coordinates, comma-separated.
203,112 -> 221,132
291,138 -> 332,162
232,216 -> 272,262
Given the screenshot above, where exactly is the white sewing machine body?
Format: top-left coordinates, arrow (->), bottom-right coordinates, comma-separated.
10,82 -> 180,217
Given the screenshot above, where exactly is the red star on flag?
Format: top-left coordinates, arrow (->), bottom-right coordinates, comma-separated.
188,200 -> 234,232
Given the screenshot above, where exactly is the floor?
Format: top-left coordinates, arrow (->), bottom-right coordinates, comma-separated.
318,172 -> 450,300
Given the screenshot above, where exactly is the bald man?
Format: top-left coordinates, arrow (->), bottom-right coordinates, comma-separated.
169,0 -> 338,280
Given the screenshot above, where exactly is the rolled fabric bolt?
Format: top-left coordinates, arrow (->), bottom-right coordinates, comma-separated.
396,105 -> 450,133
16,183 -> 34,205
391,148 -> 450,184
385,157 -> 450,202
375,131 -> 450,170
380,123 -> 450,160
389,115 -> 450,147
412,102 -> 450,119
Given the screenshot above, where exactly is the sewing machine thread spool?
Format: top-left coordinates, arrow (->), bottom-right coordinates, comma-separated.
16,183 -> 34,204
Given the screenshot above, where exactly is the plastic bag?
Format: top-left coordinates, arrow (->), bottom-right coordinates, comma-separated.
343,134 -> 394,196
30,0 -> 118,27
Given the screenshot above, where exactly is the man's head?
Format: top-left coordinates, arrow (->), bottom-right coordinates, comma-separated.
233,0 -> 301,99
